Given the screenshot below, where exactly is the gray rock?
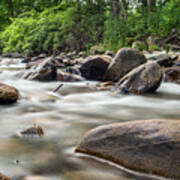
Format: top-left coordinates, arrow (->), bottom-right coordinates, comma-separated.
105,48 -> 147,82
118,61 -> 162,94
76,119 -> 180,179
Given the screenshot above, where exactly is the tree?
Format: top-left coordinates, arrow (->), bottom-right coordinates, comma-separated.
110,0 -> 120,17
121,0 -> 127,20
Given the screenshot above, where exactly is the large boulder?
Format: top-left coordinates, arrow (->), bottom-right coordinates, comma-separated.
118,61 -> 162,94
22,57 -> 57,81
0,83 -> 19,104
80,55 -> 112,81
105,48 -> 147,82
76,119 -> 180,179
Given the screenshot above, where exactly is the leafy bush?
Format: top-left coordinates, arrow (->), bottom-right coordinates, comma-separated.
157,0 -> 180,36
103,16 -> 129,51
0,0 -> 179,55
0,3 -> 105,55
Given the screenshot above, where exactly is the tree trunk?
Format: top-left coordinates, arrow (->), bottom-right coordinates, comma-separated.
121,0 -> 127,20
111,0 -> 120,17
147,0 -> 155,13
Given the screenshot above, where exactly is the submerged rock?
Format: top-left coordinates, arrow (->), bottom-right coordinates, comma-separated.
80,55 -> 112,81
76,119 -> 180,179
22,57 -> 57,81
118,61 -> 162,94
20,124 -> 44,137
0,83 -> 19,104
105,48 -> 147,82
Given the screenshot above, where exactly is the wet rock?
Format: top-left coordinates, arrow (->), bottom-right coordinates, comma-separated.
164,66 -> 180,84
22,57 -> 57,81
105,48 -> 147,82
20,124 -> 44,137
80,55 -> 112,81
58,72 -> 84,82
66,66 -> 81,75
146,52 -> 176,67
25,59 -> 44,69
21,57 -> 31,63
97,81 -> 116,91
118,61 -> 162,94
30,54 -> 47,62
76,119 -> 180,179
145,51 -> 169,61
0,83 -> 19,104
0,172 -> 11,180
156,58 -> 174,67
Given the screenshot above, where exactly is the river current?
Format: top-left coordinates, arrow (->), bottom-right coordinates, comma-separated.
0,57 -> 179,180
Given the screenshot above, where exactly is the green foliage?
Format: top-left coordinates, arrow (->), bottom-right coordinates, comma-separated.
103,17 -> 129,51
1,1 -> 105,55
157,0 -> 180,36
0,0 -> 179,55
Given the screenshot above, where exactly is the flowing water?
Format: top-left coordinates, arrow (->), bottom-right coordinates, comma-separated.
0,57 -> 179,180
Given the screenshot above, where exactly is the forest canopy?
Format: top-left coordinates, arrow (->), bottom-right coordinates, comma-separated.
0,0 -> 179,55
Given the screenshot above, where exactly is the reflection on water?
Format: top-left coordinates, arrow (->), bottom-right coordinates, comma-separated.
0,59 -> 179,179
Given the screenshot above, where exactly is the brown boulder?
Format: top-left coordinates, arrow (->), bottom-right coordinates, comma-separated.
80,55 -> 112,81
105,48 -> 147,82
118,61 -> 162,94
76,119 -> 180,179
0,83 -> 19,104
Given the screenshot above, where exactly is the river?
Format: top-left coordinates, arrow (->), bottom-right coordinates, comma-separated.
0,57 -> 179,180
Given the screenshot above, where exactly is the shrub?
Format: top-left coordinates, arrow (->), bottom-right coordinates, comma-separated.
0,3 -> 105,55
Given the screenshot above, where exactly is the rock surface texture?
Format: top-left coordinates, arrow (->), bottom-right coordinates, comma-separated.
76,119 -> 180,179
164,66 -> 180,84
22,57 -> 57,81
118,61 -> 162,94
0,83 -> 19,104
80,55 -> 112,81
105,48 -> 147,82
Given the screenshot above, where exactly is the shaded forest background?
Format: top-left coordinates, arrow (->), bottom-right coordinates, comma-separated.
0,0 -> 179,55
